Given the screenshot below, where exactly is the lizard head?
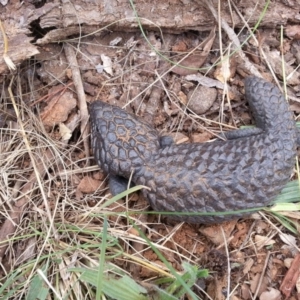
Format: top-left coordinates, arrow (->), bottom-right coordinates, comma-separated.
89,101 -> 160,177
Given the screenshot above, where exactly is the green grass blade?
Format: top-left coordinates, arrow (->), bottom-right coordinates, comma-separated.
72,268 -> 148,300
27,265 -> 50,300
99,185 -> 146,209
273,180 -> 300,204
96,217 -> 108,300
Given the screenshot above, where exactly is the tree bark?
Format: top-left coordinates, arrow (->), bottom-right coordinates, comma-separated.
0,0 -> 299,74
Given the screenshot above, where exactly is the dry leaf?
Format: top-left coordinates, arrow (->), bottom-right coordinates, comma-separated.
109,36 -> 122,46
41,87 -> 77,127
100,54 -> 113,75
172,54 -> 208,76
177,90 -> 187,105
172,40 -> 188,52
254,234 -> 276,248
77,176 -> 102,194
243,258 -> 254,275
185,73 -> 225,89
250,273 -> 268,295
199,221 -> 236,245
285,25 -> 300,40
59,123 -> 72,141
206,274 -> 228,300
191,132 -> 212,143
3,54 -> 16,70
214,51 -> 236,83
279,233 -> 297,249
170,132 -> 189,144
241,284 -> 252,300
264,48 -> 300,85
15,237 -> 36,265
277,210 -> 300,219
127,228 -> 140,236
284,258 -> 293,268
172,28 -> 215,76
259,288 -> 281,300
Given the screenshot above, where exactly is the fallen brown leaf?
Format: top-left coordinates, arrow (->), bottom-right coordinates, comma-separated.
41,85 -> 77,127
285,25 -> 300,40
259,288 -> 281,300
199,220 -> 236,246
254,234 -> 276,248
250,273 -> 268,296
77,176 -> 102,194
171,28 -> 215,76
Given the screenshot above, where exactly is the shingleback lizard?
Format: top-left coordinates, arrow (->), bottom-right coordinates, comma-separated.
89,76 -> 298,223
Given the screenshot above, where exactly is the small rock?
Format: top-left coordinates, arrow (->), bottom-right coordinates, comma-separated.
187,86 -> 217,114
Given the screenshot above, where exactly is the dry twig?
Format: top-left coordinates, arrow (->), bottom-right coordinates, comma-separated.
64,43 -> 90,162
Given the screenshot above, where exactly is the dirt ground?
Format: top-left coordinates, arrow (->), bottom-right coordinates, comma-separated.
1,1 -> 300,299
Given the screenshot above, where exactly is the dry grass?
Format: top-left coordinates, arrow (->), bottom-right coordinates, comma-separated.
1,0 -> 300,299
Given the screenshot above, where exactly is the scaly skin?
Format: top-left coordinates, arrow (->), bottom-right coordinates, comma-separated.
89,77 -> 297,223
